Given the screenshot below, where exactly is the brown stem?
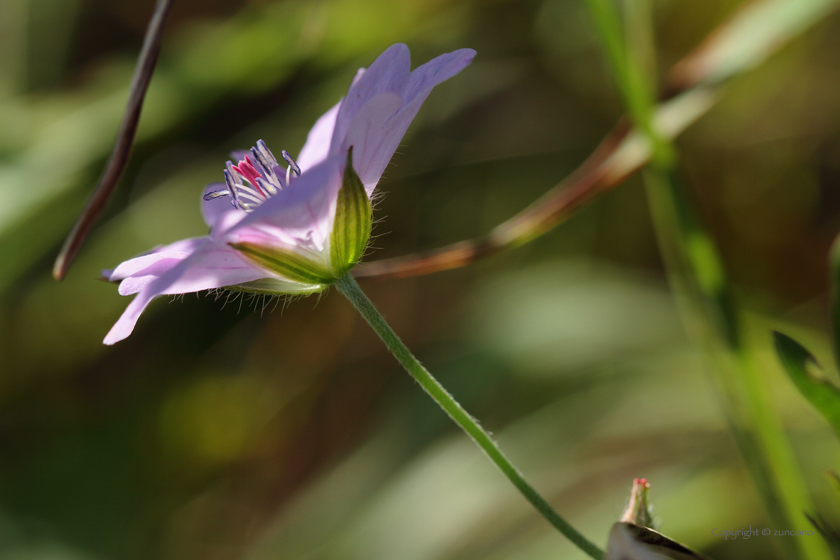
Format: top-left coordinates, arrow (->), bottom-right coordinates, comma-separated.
52,0 -> 175,280
355,0 -> 840,281
54,0 -> 839,281
354,122 -> 629,279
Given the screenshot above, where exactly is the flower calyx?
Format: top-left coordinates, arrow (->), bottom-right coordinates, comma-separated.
330,147 -> 372,278
229,148 -> 371,291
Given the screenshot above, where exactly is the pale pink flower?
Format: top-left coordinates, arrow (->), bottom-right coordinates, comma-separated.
103,44 -> 475,345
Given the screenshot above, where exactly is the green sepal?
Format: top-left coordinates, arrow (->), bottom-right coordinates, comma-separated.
226,277 -> 328,296
229,242 -> 335,286
330,147 -> 372,276
773,331 -> 840,437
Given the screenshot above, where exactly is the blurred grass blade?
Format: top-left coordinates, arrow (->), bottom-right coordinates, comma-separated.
774,331 -> 840,437
354,123 -> 631,279
358,0 -> 840,281
806,513 -> 840,559
830,471 -> 840,502
52,0 -> 174,281
585,0 -> 828,558
583,0 -> 673,166
356,88 -> 718,280
669,0 -> 840,91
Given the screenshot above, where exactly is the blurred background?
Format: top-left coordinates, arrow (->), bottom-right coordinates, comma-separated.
1,0 -> 840,558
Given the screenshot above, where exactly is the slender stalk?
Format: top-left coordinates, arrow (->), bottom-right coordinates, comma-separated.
644,170 -> 820,560
334,274 -> 605,560
53,0 -> 174,281
53,0 -> 836,283
587,2 -> 829,559
358,0 -> 839,283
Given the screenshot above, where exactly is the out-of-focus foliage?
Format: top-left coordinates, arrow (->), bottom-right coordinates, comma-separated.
1,1 -> 840,560
775,332 -> 840,438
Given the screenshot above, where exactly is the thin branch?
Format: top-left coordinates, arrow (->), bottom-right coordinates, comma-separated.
355,0 -> 839,281
354,123 -> 629,279
55,0 -> 838,282
355,84 -> 718,280
353,104 -> 692,283
52,0 -> 175,280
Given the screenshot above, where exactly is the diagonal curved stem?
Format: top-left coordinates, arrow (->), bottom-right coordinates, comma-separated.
586,0 -> 829,558
354,0 -> 839,282
334,274 -> 605,560
54,0 -> 838,282
354,85 -> 717,280
354,123 -> 629,280
53,0 -> 175,281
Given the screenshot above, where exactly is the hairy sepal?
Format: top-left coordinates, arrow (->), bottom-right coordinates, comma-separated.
229,242 -> 334,287
330,147 -> 372,277
228,277 -> 328,295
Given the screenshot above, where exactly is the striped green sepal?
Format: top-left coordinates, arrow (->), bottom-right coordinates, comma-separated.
229,242 -> 334,286
330,147 -> 372,276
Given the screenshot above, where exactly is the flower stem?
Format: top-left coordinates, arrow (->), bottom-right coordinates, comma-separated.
334,274 -> 604,560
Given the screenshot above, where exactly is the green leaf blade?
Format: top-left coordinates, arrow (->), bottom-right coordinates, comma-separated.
774,331 -> 840,437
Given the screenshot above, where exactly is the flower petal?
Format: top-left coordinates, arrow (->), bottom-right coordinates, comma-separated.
231,154 -> 345,258
336,46 -> 476,192
103,290 -> 158,346
108,237 -> 205,281
104,237 -> 207,295
157,242 -> 269,294
103,239 -> 267,345
295,101 -> 341,172
104,45 -> 476,346
296,68 -> 365,171
341,92 -> 404,194
330,44 -> 411,154
114,253 -> 191,296
404,48 -> 476,106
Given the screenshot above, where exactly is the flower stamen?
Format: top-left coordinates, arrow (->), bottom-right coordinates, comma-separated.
204,140 -> 302,213
281,150 -> 301,176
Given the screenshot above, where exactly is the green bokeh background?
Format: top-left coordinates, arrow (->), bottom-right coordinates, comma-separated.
1,0 -> 840,558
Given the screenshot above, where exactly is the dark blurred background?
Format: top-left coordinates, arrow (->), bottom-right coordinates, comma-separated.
1,0 -> 840,559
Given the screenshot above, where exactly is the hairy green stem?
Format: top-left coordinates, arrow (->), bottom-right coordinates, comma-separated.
334,274 -> 604,560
